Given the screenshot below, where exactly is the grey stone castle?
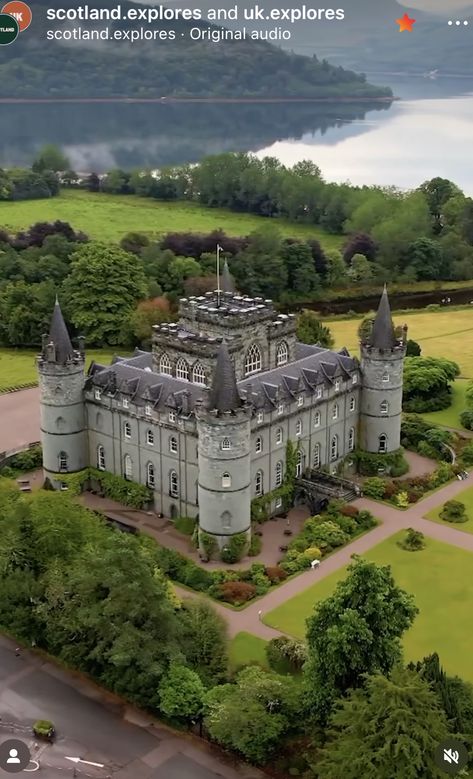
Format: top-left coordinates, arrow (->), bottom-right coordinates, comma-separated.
38,274 -> 406,551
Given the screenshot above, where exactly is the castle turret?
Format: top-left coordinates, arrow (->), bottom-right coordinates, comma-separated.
196,341 -> 252,557
37,298 -> 87,486
360,286 -> 406,455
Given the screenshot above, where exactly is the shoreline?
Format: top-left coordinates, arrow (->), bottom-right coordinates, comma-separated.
0,95 -> 397,104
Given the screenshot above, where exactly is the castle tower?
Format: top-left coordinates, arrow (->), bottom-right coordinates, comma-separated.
37,299 -> 87,487
360,286 -> 407,454
196,341 -> 252,556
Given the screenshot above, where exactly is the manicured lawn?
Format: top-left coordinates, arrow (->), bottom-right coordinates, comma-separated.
329,309 -> 473,378
0,348 -> 125,392
421,379 -> 468,430
264,532 -> 473,682
229,631 -> 268,672
0,190 -> 341,249
426,483 -> 473,536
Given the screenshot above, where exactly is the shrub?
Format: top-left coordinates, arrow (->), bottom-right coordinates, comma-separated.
221,532 -> 248,564
363,477 -> 387,500
266,636 -> 308,673
309,521 -> 348,549
280,549 -> 311,574
331,514 -> 357,535
174,516 -> 196,535
1,444 -> 42,473
383,480 -> 399,499
302,546 -> 322,562
407,491 -> 419,504
459,441 -> 473,467
248,534 -> 262,557
356,509 -> 377,530
218,581 -> 256,604
265,566 -> 287,583
340,504 -> 359,518
395,491 -> 409,509
248,563 -> 271,595
398,528 -> 426,551
33,720 -> 55,739
429,463 -> 455,488
460,410 -> 473,431
440,500 -> 468,524
199,530 -> 218,560
352,448 -> 408,476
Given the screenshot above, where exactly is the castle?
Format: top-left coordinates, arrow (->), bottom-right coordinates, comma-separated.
38,271 -> 406,552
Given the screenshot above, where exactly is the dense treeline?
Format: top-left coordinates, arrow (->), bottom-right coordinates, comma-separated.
0,168 -> 60,200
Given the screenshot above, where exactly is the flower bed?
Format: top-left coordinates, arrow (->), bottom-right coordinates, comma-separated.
363,463 -> 456,507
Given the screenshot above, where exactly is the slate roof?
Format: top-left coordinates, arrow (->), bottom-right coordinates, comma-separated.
207,341 -> 242,413
48,298 -> 74,364
371,285 -> 396,350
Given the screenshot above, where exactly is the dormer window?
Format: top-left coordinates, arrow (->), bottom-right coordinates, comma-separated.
123,398 -> 129,409
169,410 -> 176,423
352,374 -> 358,384
94,388 -> 101,400
257,411 -> 263,424
277,403 -> 284,415
334,379 -> 340,392
297,395 -> 304,407
316,387 -> 322,399
145,404 -> 152,416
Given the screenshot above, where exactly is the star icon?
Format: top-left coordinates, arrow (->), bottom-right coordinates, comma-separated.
396,12 -> 416,31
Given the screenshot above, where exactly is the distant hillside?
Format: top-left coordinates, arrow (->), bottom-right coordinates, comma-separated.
0,0 -> 392,99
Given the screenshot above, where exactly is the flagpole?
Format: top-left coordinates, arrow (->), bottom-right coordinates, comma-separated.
216,244 -> 221,307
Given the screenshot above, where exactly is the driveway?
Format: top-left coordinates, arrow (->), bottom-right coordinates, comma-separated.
0,387 -> 40,452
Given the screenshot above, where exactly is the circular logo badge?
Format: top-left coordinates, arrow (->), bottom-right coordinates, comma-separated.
0,11 -> 18,44
0,739 -> 31,773
1,1 -> 32,32
434,738 -> 469,775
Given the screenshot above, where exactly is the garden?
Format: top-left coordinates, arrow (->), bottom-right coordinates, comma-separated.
426,485 -> 473,536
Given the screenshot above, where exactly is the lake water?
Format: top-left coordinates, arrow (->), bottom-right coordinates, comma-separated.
1,76 -> 473,193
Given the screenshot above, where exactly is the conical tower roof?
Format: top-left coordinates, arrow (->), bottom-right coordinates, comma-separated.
221,259 -> 236,293
208,341 -> 242,413
48,297 -> 74,363
371,285 -> 396,350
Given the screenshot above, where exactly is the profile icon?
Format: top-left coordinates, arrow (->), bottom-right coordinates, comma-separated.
7,748 -> 20,764
0,738 -> 31,772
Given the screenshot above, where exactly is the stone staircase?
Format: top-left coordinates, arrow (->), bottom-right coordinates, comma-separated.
298,469 -> 360,503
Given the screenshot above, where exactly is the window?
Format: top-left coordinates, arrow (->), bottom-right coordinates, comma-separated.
256,436 -> 263,454
276,427 -> 283,445
124,454 -> 133,480
192,362 -> 206,385
97,445 -> 105,471
352,373 -> 358,384
169,410 -> 176,423
169,436 -> 178,454
335,379 -> 340,392
278,403 -> 284,415
94,388 -> 101,400
349,427 -> 355,452
313,443 -> 320,469
159,354 -> 172,376
275,461 -> 283,487
350,396 -> 356,412
296,449 -> 304,477
255,470 -> 263,496
330,435 -> 338,462
380,400 -> 389,414
382,372 -> 389,383
316,387 -> 322,399
169,470 -> 179,497
123,397 -> 129,409
276,341 -> 288,366
332,403 -> 339,420
379,434 -> 388,454
222,472 -> 232,488
222,437 -> 231,451
58,451 -> 68,472
147,462 -> 155,488
124,421 -> 131,439
146,429 -> 154,445
221,511 -> 232,529
297,395 -> 304,407
145,403 -> 152,416
296,419 -> 302,437
314,411 -> 321,428
245,343 -> 262,376
176,358 -> 189,381
275,497 -> 282,509
257,411 -> 263,424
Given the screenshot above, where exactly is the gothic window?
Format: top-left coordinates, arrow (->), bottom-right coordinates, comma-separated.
245,343 -> 262,376
332,403 -> 339,420
379,433 -> 388,453
222,472 -> 232,488
222,437 -> 231,451
176,358 -> 189,381
147,462 -> 156,488
276,427 -> 283,445
169,436 -> 178,454
276,341 -> 288,366
296,449 -> 304,477
330,435 -> 338,461
192,362 -> 206,385
349,427 -> 355,452
124,421 -> 131,439
169,470 -> 179,497
145,403 -> 152,416
255,436 -> 263,454
275,460 -> 283,487
380,400 -> 389,414
124,454 -> 133,480
296,419 -> 302,437
58,451 -> 68,472
97,445 -> 105,471
350,396 -> 356,412
146,429 -> 154,445
221,511 -> 232,529
313,443 -> 321,469
255,470 -> 263,496
159,354 -> 172,376
314,411 -> 321,428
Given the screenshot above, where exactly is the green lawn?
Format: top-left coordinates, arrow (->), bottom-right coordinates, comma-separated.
229,631 -> 268,672
426,483 -> 473,536
420,379 -> 468,430
0,348 -> 124,392
264,532 -> 473,682
0,190 -> 341,249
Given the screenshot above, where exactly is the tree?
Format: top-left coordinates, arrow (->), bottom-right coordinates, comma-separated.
406,339 -> 421,357
120,232 -> 150,255
86,173 -> 100,192
179,600 -> 229,686
343,232 -> 377,263
317,669 -> 451,779
305,557 -> 418,722
63,243 -> 148,345
348,253 -> 374,283
402,238 -> 446,281
281,240 -> 320,295
403,356 -> 460,413
419,177 -> 460,231
324,250 -> 348,286
32,144 -> 69,173
296,310 -> 334,348
158,663 -> 206,721
232,228 -> 288,300
101,168 -> 131,195
125,297 -> 172,346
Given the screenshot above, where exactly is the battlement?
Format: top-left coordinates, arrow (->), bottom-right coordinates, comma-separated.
178,291 -> 278,329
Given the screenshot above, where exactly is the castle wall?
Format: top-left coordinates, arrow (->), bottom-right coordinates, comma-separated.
360,346 -> 405,453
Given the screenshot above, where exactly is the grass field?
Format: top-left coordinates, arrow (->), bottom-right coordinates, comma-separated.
421,379 -> 468,430
0,348 -> 124,392
229,631 -> 268,672
329,308 -> 473,378
0,190 -> 341,249
264,532 -> 473,682
426,484 -> 473,537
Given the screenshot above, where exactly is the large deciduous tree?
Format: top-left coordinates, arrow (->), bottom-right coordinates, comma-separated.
296,310 -> 334,349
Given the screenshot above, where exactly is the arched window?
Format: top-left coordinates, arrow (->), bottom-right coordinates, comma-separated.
330,435 -> 338,461
296,419 -> 302,437
314,411 -> 321,428
221,437 -> 231,451
221,511 -> 232,529
276,341 -> 288,366
276,427 -> 283,445
275,461 -> 283,487
313,443 -> 321,469
255,470 -> 263,496
350,396 -> 356,412
176,358 -> 189,381
222,472 -> 232,488
124,454 -> 133,480
147,462 -> 156,488
332,403 -> 339,420
169,436 -> 178,454
380,400 -> 389,414
159,354 -> 172,376
97,445 -> 105,471
379,433 -> 388,453
296,448 -> 304,477
192,362 -> 206,386
146,429 -> 154,445
349,427 -> 355,452
56,416 -> 65,431
255,436 -> 263,454
58,451 -> 68,472
169,470 -> 179,497
245,343 -> 262,376
124,421 -> 131,439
